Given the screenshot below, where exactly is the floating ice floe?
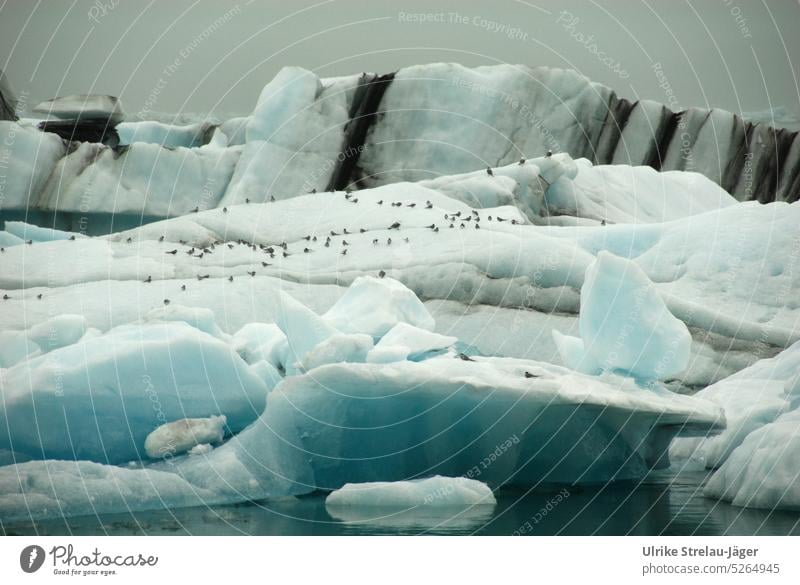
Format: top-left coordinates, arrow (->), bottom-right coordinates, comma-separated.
326,476 -> 496,508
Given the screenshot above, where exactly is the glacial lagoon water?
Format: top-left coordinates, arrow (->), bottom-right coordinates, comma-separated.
4,470 -> 799,536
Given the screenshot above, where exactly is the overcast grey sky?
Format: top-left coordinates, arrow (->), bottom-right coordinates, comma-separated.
1,0 -> 798,119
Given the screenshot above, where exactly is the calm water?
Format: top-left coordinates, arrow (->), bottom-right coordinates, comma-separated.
4,470 -> 799,536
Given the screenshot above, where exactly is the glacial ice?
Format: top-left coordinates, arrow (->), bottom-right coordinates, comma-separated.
144,415 -> 227,459
221,67 -> 356,204
323,276 -> 436,337
32,94 -> 125,124
2,62 -> 800,520
554,251 -> 692,381
545,158 -> 736,224
261,354 -> 722,491
0,320 -> 270,463
367,322 -> 457,363
117,120 -> 216,148
670,341 -> 800,509
326,476 -> 496,508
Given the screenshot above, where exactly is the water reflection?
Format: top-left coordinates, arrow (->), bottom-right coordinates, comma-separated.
4,471 -> 799,536
326,503 -> 495,535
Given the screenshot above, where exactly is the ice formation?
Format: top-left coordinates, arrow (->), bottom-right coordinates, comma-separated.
554,251 -> 692,381
326,476 -> 496,508
671,341 -> 800,509
32,94 -> 125,124
144,415 -> 227,459
2,63 -> 797,233
1,61 -> 799,523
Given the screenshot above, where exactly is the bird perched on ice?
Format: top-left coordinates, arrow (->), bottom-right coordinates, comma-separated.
486,167 -> 493,176
545,150 -> 552,158
519,158 -> 526,165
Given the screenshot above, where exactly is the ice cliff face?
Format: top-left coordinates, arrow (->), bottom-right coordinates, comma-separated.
1,63 -> 797,233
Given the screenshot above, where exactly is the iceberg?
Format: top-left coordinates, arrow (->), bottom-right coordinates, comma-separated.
261,355 -> 722,490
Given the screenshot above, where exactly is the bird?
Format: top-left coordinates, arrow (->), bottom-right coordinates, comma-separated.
304,247 -> 311,253
388,222 -> 401,230
486,167 -> 493,176
248,271 -> 256,277
270,196 -> 276,202
343,228 -> 350,234
378,270 -> 386,278
228,276 -> 234,282
524,371 -> 539,379
359,228 -> 366,234
37,293 -> 43,299
2,294 -> 9,300
192,206 -> 199,213
223,207 -> 228,213
377,200 -> 383,205
69,235 -> 77,241
227,244 -> 234,249
387,238 -> 392,245
433,227 -> 439,232
342,240 -> 349,246
407,203 -> 416,208
324,241 -> 330,248
601,219 -> 606,226
372,239 -> 379,245
283,251 -> 289,258
519,158 -> 526,165
426,224 -> 436,229
262,262 -> 270,267
330,230 -> 340,236
158,235 -> 165,242
456,352 -> 475,362
181,284 -> 186,291
546,150 -> 553,158
341,249 -> 348,256
303,235 -> 311,241
144,276 -> 152,283
165,249 -> 177,255
163,299 -> 170,305
126,237 -> 132,243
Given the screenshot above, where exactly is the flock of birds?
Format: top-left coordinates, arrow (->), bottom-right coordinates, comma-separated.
2,155 -> 565,306
2,157 -> 563,373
